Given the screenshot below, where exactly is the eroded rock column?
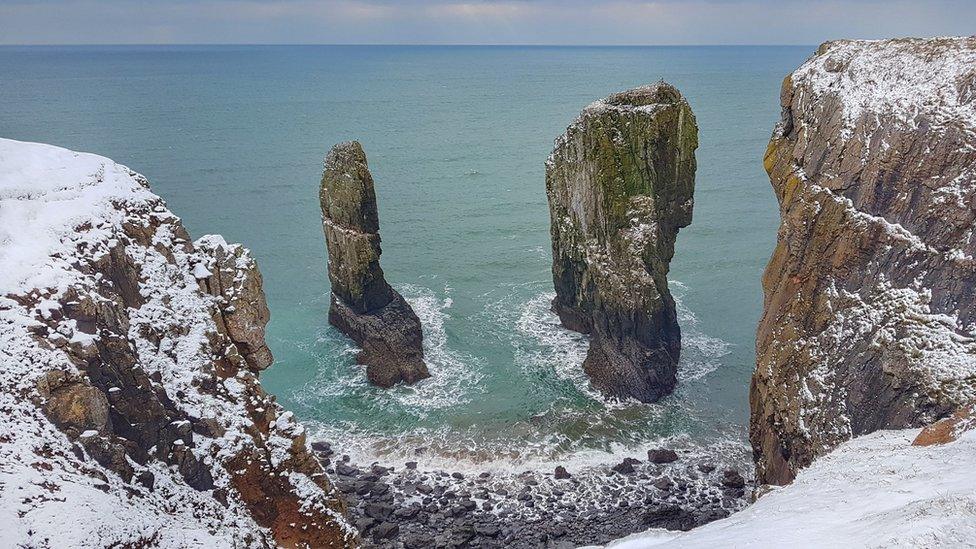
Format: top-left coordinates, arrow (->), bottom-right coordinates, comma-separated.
321,141 -> 429,388
546,82 -> 698,402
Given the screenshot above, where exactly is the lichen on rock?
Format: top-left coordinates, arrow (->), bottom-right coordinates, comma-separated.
320,141 -> 429,388
546,82 -> 698,403
751,37 -> 976,485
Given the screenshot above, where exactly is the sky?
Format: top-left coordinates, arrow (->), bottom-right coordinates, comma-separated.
0,0 -> 973,45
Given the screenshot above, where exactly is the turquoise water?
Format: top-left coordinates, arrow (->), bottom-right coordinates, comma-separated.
1,45 -> 811,467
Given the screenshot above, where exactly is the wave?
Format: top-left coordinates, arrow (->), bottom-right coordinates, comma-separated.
294,278 -> 739,471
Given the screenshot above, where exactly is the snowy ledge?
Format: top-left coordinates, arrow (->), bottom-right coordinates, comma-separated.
594,428 -> 976,548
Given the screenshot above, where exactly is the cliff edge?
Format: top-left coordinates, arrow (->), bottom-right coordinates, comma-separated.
751,38 -> 976,485
547,83 -> 698,402
0,139 -> 356,547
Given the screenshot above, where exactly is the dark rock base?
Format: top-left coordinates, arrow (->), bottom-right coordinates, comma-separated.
329,293 -> 429,388
314,442 -> 751,548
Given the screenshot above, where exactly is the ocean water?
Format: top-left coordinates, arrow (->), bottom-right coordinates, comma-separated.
0,45 -> 812,469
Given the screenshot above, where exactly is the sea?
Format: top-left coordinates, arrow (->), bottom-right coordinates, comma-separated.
0,45 -> 813,470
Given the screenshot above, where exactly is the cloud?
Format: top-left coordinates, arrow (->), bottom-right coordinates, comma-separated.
1,0 -> 973,45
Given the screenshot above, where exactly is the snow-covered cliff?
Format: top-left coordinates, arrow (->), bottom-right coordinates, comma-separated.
0,139 -> 356,547
751,37 -> 976,485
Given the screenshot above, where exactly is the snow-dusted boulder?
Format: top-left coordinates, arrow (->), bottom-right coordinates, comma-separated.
751,38 -> 976,485
0,139 -> 356,547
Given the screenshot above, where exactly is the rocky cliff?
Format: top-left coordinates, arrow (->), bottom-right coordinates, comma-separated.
546,83 -> 698,402
751,38 -> 976,485
0,138 -> 356,547
321,141 -> 428,388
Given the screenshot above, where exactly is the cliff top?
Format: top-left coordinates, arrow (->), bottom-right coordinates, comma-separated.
582,81 -> 688,116
0,138 -> 161,298
787,37 -> 976,137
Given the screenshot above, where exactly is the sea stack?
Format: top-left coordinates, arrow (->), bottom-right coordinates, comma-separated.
751,38 -> 976,485
546,82 -> 698,402
320,141 -> 429,388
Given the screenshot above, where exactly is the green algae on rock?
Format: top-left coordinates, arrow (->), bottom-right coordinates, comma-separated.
545,82 -> 698,403
320,141 -> 429,388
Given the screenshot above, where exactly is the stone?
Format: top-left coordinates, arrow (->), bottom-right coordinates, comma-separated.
721,469 -> 745,490
641,504 -> 697,531
647,449 -> 679,464
372,521 -> 399,540
554,465 -> 571,479
751,37 -> 976,485
365,502 -> 395,521
546,82 -> 698,402
653,477 -> 673,491
335,463 -> 358,477
355,517 -> 376,532
320,141 -> 429,388
913,406 -> 976,446
136,470 -> 155,491
36,372 -> 111,435
195,236 -> 273,371
611,457 -> 640,475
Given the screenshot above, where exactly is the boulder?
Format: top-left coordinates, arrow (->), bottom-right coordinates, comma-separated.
647,449 -> 679,464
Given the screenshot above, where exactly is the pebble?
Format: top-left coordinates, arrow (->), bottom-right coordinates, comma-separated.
316,440 -> 752,549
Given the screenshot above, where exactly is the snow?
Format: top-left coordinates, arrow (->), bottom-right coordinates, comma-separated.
595,428 -> 976,548
0,138 -> 352,546
0,138 -> 163,296
793,37 -> 976,135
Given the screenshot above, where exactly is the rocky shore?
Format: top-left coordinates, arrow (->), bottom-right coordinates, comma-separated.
311,442 -> 751,548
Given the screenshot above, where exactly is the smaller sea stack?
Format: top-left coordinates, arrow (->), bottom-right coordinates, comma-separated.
547,82 -> 698,403
320,141 -> 429,387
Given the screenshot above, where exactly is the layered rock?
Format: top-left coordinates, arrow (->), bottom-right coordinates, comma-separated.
751,38 -> 976,485
0,139 -> 356,547
320,141 -> 428,388
546,83 -> 698,402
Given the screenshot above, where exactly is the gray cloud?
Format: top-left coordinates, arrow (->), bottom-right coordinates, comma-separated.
1,0 -> 974,45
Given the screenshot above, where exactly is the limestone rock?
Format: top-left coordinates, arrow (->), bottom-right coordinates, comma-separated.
195,234 -> 273,372
0,139 -> 356,547
546,82 -> 698,402
320,141 -> 428,387
751,38 -> 976,485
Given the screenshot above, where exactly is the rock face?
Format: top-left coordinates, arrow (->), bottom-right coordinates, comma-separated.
320,141 -> 429,388
751,38 -> 976,485
0,139 -> 356,547
546,82 -> 698,402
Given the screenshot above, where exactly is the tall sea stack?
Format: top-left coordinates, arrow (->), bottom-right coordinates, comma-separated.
321,141 -> 429,388
752,38 -> 976,485
546,82 -> 698,402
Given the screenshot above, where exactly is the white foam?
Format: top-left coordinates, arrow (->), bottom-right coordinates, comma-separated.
295,279 -> 739,472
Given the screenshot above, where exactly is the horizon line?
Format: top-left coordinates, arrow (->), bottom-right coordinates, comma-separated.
0,42 -> 821,48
